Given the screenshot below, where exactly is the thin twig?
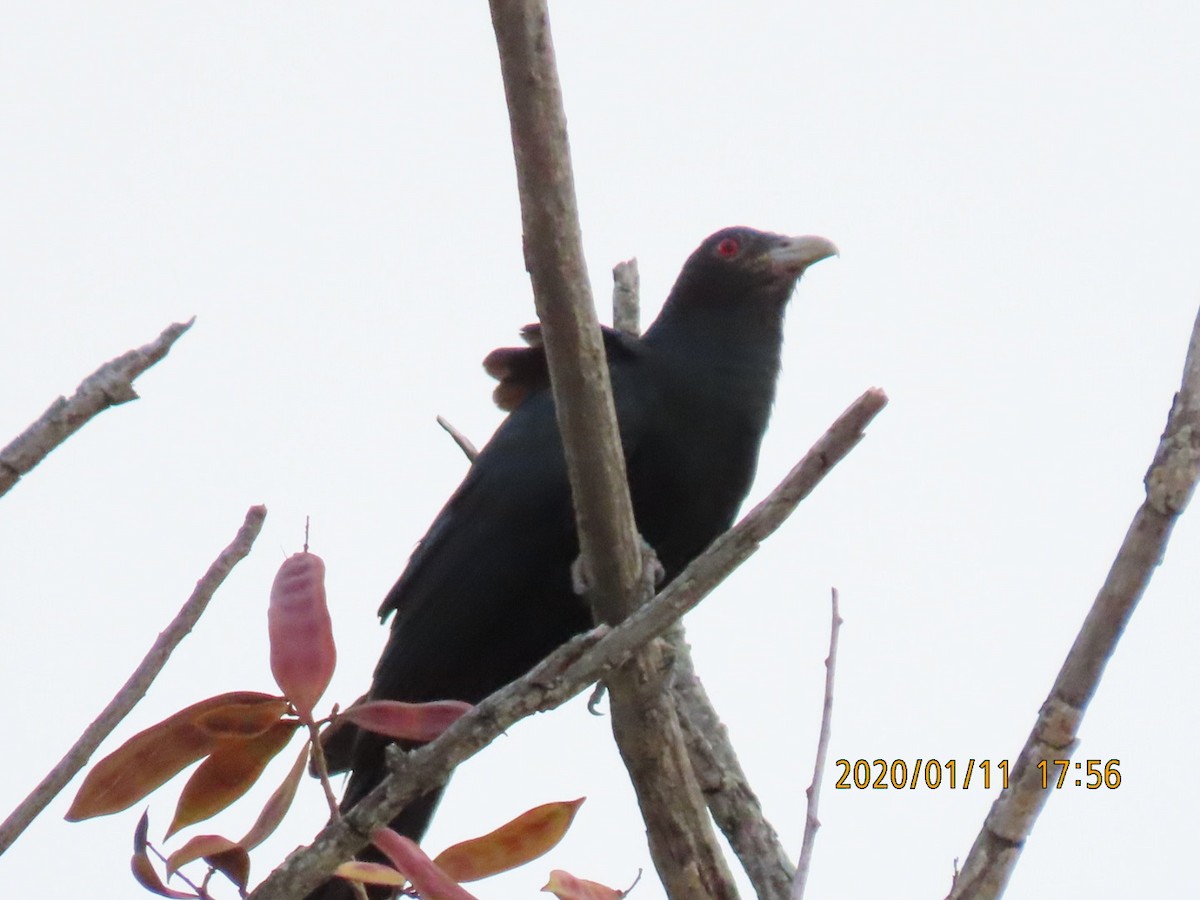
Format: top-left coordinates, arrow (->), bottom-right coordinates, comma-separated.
148,840 -> 214,899
0,318 -> 194,499
306,715 -> 370,900
435,415 -> 478,462
948,306 -> 1200,899
307,723 -> 342,820
0,504 -> 267,856
247,388 -> 886,900
793,588 -> 842,899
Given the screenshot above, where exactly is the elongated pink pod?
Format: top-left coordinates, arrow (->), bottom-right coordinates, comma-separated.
268,551 -> 335,722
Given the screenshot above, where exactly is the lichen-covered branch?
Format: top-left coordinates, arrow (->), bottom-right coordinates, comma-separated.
0,318 -> 194,499
247,389 -> 886,900
0,504 -> 266,856
948,307 -> 1200,899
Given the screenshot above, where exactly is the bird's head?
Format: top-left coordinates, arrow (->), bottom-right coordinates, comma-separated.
653,226 -> 838,331
693,226 -> 837,292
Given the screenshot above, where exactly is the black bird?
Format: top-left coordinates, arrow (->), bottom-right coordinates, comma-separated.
312,226 -> 836,897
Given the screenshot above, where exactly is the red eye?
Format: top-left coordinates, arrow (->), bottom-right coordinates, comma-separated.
716,237 -> 740,258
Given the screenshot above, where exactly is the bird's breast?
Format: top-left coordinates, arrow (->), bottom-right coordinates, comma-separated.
625,384 -> 769,579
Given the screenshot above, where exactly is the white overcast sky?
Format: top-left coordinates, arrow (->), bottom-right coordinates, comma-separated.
2,3 -> 1198,898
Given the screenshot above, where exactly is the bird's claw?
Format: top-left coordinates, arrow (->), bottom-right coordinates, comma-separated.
587,682 -> 608,715
639,537 -> 665,589
570,555 -> 593,596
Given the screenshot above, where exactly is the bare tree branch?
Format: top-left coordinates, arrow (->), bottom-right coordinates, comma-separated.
673,632 -> 796,899
487,0 -> 639,616
0,504 -> 267,856
608,248 -> 796,896
0,318 -> 194,499
948,306 -> 1200,899
486,2 -> 735,895
612,258 -> 640,336
793,588 -> 842,900
248,389 -> 886,900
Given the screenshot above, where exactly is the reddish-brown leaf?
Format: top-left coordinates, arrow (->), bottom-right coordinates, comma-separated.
373,828 -> 478,900
334,860 -> 408,887
239,740 -> 310,850
195,697 -> 290,738
340,699 -> 473,743
433,798 -> 585,883
167,720 -> 297,837
205,844 -> 252,892
165,834 -> 251,890
66,692 -> 286,821
269,551 -> 336,721
166,833 -> 238,873
130,812 -> 197,898
131,853 -> 199,899
542,869 -> 625,899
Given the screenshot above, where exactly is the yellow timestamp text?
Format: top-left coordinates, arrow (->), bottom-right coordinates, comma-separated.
834,758 -> 1010,790
1037,758 -> 1121,789
832,758 -> 1122,790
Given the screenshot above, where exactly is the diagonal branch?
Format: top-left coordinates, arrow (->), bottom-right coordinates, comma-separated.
0,318 -> 194,499
0,504 -> 267,856
247,389 -> 886,900
486,2 -> 734,896
948,306 -> 1200,899
673,634 -> 796,898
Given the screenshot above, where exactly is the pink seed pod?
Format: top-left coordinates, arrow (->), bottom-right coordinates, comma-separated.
268,551 -> 336,722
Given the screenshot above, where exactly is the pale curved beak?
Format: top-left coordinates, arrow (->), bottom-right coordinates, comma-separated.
766,234 -> 839,277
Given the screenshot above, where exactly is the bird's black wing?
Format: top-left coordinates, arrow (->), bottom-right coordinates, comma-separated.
374,325 -> 646,699
325,328 -> 650,853
369,384 -> 586,706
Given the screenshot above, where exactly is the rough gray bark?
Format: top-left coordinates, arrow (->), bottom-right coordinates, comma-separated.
947,306 -> 1200,899
0,318 -> 193,499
